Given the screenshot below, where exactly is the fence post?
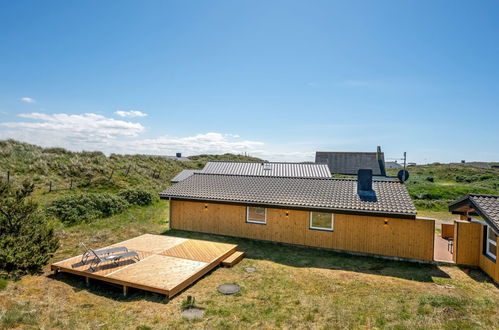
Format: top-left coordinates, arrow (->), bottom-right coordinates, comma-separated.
69,179 -> 73,190
125,165 -> 131,177
6,171 -> 10,185
109,168 -> 115,181
49,181 -> 52,192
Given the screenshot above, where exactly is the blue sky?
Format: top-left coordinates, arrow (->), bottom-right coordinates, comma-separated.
1,1 -> 498,163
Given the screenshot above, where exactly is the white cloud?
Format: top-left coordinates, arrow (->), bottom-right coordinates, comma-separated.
0,112 -> 268,158
21,97 -> 36,103
114,110 -> 147,118
1,112 -> 145,142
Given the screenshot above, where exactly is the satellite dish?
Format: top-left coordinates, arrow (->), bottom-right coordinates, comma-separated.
397,170 -> 409,183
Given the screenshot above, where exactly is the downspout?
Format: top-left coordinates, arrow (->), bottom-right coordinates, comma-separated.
168,197 -> 172,231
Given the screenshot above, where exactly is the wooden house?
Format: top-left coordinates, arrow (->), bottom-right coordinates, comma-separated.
160,170 -> 435,262
449,194 -> 499,283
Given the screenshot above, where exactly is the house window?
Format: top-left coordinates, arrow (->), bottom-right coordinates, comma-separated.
485,225 -> 497,261
246,207 -> 266,224
309,212 -> 334,231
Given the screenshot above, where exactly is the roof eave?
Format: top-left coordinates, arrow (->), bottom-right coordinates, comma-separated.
160,194 -> 417,219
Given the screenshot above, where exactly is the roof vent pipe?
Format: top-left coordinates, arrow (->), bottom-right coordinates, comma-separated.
357,169 -> 374,197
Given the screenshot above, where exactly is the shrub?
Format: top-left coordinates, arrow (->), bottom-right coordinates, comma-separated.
48,193 -> 128,225
0,181 -> 59,276
118,189 -> 156,206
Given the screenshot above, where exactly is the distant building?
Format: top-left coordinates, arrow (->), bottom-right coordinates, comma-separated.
452,161 -> 491,169
385,161 -> 403,169
163,152 -> 190,162
315,146 -> 386,176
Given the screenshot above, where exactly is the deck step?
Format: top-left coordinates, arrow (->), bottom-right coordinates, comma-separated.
221,251 -> 245,267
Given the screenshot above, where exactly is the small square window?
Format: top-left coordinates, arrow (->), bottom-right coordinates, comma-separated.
310,212 -> 334,231
247,207 -> 266,224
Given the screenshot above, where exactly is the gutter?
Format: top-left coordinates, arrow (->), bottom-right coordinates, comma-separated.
160,195 -> 417,220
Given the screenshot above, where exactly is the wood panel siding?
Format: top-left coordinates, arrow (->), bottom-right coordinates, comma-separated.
453,220 -> 481,266
170,200 -> 434,261
478,226 -> 499,283
441,224 -> 454,239
453,220 -> 499,283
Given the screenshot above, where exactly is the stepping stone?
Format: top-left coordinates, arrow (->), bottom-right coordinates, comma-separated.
181,307 -> 205,319
218,283 -> 240,295
245,267 -> 256,273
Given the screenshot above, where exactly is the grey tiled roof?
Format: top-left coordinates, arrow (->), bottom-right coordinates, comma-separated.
170,170 -> 201,183
202,161 -> 331,178
316,151 -> 385,175
471,195 -> 499,227
160,173 -> 416,217
469,195 -> 499,232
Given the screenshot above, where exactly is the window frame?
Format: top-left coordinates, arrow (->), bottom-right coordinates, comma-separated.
309,211 -> 334,232
485,225 -> 497,261
246,206 -> 267,225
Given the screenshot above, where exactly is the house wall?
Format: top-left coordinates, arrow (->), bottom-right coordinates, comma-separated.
453,220 -> 499,283
170,200 -> 435,262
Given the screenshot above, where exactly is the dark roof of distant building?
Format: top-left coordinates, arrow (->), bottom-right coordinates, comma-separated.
316,151 -> 386,176
202,161 -> 331,178
160,173 -> 416,218
170,169 -> 201,183
449,194 -> 499,232
451,162 -> 491,169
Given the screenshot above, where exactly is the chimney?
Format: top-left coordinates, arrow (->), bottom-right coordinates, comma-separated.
176,153 -> 182,158
377,146 -> 386,176
357,169 -> 375,197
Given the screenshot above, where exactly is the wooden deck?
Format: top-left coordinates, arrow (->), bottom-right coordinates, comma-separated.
51,234 -> 242,297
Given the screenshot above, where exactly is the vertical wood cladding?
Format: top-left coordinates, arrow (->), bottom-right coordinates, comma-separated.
170,200 -> 434,261
453,220 -> 499,283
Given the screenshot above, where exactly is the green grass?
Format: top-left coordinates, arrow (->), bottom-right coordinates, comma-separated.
0,279 -> 7,291
0,139 -> 262,207
0,206 -> 498,329
387,164 -> 499,211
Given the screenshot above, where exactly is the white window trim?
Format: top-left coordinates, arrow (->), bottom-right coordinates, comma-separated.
246,206 -> 267,224
485,225 -> 497,261
309,212 -> 334,231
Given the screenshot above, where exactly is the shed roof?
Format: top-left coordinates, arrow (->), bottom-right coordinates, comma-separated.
315,151 -> 386,176
202,161 -> 331,178
449,194 -> 499,232
170,169 -> 201,183
160,173 -> 416,218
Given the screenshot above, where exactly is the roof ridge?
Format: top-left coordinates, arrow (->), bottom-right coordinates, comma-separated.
206,160 -> 329,165
469,194 -> 499,199
191,172 -> 401,183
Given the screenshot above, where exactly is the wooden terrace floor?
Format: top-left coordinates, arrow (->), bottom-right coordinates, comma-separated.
51,234 -> 240,297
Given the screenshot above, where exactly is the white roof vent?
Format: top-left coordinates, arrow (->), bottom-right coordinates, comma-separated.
262,163 -> 272,171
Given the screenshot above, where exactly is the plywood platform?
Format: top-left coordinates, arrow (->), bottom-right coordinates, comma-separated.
51,234 -> 239,297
